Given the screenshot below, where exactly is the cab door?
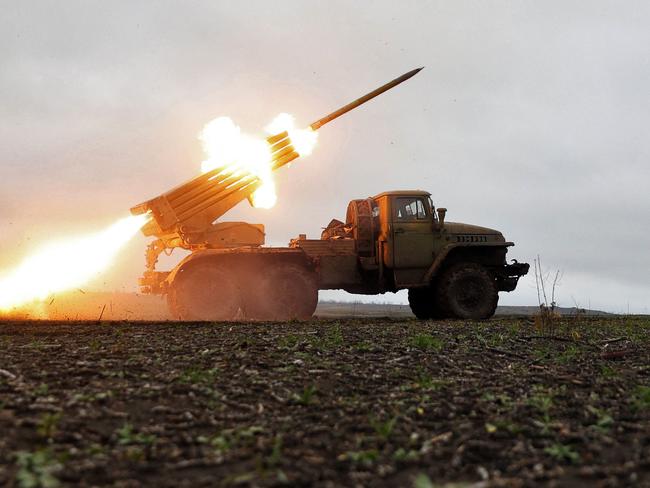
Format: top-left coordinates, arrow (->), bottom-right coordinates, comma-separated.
390,196 -> 435,285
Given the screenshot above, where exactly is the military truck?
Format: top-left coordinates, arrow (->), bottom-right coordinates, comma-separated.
130,69 -> 529,320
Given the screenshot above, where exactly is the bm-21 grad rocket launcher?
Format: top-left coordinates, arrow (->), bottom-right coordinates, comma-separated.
131,68 -> 423,285
130,67 -> 528,322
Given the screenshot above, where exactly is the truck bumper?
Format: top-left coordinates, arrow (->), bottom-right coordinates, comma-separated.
496,261 -> 530,292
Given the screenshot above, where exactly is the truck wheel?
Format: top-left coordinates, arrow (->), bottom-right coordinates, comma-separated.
245,263 -> 318,321
435,263 -> 498,319
167,262 -> 241,321
408,287 -> 445,320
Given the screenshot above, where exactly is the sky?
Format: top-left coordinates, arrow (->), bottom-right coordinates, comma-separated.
0,1 -> 649,313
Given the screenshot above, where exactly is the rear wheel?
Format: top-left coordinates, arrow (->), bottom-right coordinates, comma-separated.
245,262 -> 318,321
435,263 -> 498,319
167,261 -> 241,321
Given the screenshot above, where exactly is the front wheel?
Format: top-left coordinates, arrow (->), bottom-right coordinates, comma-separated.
435,263 -> 498,319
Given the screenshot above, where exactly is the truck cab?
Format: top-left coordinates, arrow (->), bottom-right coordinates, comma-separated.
325,190 -> 529,319
375,190 -> 440,287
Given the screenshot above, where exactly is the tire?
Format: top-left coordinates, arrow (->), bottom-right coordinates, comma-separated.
245,262 -> 318,321
408,288 -> 432,319
408,287 -> 445,320
435,263 -> 498,319
167,261 -> 241,321
345,199 -> 376,257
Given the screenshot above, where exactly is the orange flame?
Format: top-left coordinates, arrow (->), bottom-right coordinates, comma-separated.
0,214 -> 149,311
199,113 -> 318,208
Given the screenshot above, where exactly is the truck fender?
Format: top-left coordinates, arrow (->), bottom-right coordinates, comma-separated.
423,242 -> 514,283
164,249 -> 228,286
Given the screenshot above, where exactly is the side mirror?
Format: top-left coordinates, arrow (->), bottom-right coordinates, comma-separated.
437,207 -> 447,229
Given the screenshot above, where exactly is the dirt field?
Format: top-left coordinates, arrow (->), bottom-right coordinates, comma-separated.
0,316 -> 648,487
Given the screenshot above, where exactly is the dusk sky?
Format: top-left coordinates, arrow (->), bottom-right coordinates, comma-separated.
1,1 -> 648,313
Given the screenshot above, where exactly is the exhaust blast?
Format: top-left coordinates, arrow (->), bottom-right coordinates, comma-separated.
0,214 -> 150,312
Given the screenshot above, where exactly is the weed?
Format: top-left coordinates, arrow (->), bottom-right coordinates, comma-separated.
482,392 -> 497,402
116,423 -> 156,446
177,366 -> 219,386
507,322 -> 521,336
492,332 -> 507,346
532,344 -> 552,362
528,387 -> 554,415
393,447 -> 419,462
73,390 -> 113,404
632,385 -> 650,411
95,390 -> 111,403
325,325 -> 344,347
486,418 -> 522,435
15,448 -> 62,488
86,444 -> 107,457
37,412 -> 61,439
238,425 -> 265,438
275,469 -> 289,484
496,393 -> 513,410
355,340 -> 373,352
413,473 -> 434,488
599,364 -> 618,378
413,370 -> 447,391
292,385 -> 317,405
256,454 -> 292,484
409,333 -> 444,352
481,392 -> 513,410
586,405 -> 613,432
476,330 -> 507,348
533,256 -> 562,337
557,344 -> 582,363
544,443 -> 580,464
210,434 -> 231,453
206,425 -> 264,454
569,328 -> 582,341
34,384 -> 49,397
277,334 -> 300,349
370,415 -> 397,441
266,435 -> 283,468
527,386 -> 555,434
124,356 -> 141,367
339,449 -> 378,467
310,325 -> 344,351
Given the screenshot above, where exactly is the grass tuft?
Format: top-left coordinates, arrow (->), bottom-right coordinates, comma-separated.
409,333 -> 444,352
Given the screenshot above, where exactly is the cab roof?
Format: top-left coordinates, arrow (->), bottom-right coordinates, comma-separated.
372,190 -> 431,199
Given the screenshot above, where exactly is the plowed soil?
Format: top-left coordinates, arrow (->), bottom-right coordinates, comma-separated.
0,317 -> 648,487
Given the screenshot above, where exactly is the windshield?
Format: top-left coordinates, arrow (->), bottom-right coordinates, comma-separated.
394,197 -> 428,221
